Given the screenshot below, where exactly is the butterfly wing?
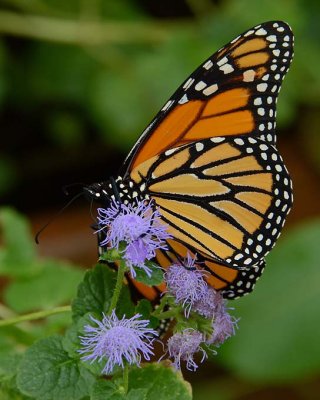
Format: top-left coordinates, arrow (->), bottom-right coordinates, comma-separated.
93,21 -> 294,300
128,241 -> 266,300
130,136 -> 292,269
123,21 -> 294,175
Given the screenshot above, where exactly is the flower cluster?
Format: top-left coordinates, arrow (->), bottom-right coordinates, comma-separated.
164,254 -> 208,317
164,254 -> 238,369
79,311 -> 158,374
97,199 -> 171,278
167,329 -> 207,371
80,199 -> 238,375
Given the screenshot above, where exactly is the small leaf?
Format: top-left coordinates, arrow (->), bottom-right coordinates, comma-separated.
134,262 -> 164,286
72,264 -> 134,321
63,315 -> 107,376
91,380 -> 125,400
72,264 -> 117,320
16,335 -> 96,400
135,300 -> 159,329
128,363 -> 192,400
62,316 -> 88,359
92,380 -> 148,400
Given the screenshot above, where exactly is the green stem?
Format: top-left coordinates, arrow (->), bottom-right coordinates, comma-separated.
0,10 -> 184,45
108,260 -> 126,314
123,363 -> 129,394
0,305 -> 71,327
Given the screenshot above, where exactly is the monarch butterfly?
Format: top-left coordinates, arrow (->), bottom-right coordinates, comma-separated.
85,21 -> 294,300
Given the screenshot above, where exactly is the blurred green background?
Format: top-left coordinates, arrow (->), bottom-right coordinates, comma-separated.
0,0 -> 319,399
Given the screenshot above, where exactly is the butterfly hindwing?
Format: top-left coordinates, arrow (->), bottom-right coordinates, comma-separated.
130,135 -> 292,269
124,21 -> 294,174
155,241 -> 266,299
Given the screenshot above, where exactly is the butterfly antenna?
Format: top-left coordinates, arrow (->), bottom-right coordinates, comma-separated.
35,191 -> 84,244
62,182 -> 85,196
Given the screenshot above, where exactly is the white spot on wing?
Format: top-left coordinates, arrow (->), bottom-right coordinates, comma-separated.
203,60 -> 213,70
178,94 -> 188,104
195,81 -> 207,91
220,63 -> 234,74
243,69 -> 255,82
196,142 -> 204,151
255,28 -> 267,36
183,78 -> 194,90
203,84 -> 218,96
161,100 -> 174,111
217,57 -> 228,67
267,35 -> 277,42
257,83 -> 268,92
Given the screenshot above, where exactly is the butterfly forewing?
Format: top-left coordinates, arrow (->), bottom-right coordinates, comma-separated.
123,21 -> 293,174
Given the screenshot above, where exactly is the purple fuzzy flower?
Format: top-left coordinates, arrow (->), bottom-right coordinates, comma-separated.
97,199 -> 171,277
167,329 -> 207,371
207,306 -> 238,346
164,254 -> 208,317
193,287 -> 225,319
79,310 -> 158,374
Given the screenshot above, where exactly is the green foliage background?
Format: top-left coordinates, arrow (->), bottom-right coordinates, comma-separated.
0,0 -> 319,399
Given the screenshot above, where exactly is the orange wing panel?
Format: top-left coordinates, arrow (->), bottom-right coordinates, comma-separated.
184,110 -> 254,139
203,88 -> 250,117
232,38 -> 267,57
131,100 -> 203,169
236,52 -> 270,68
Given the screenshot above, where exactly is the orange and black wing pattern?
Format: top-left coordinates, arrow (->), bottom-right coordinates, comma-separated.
129,240 -> 266,301
121,21 -> 294,299
123,21 -> 294,174
130,135 -> 292,266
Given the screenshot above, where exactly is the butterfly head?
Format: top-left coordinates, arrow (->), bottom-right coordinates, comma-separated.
83,176 -> 147,206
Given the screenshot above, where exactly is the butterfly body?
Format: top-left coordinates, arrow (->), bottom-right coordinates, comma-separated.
86,21 -> 294,299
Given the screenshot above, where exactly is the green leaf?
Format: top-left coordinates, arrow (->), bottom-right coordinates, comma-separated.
134,262 -> 164,286
92,380 -> 148,400
72,264 -> 134,321
72,264 -> 116,320
0,387 -> 29,400
0,351 -> 29,399
92,363 -> 192,400
0,351 -> 21,380
62,317 -> 87,359
91,381 -> 125,400
135,300 -> 159,330
62,315 -> 105,376
0,208 -> 37,276
219,220 -> 320,383
0,351 -> 22,396
4,259 -> 83,312
16,335 -> 96,400
128,363 -> 192,400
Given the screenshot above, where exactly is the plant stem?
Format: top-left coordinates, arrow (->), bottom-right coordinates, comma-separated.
0,305 -> 71,328
0,10 -> 184,45
108,261 -> 126,314
123,364 -> 129,394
